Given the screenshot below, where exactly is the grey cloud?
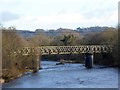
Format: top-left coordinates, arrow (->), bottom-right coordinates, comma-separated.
0,11 -> 20,22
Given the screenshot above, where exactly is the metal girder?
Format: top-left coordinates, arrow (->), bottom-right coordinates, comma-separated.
15,45 -> 113,56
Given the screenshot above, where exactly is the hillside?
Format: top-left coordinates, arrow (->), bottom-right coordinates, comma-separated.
17,26 -> 116,38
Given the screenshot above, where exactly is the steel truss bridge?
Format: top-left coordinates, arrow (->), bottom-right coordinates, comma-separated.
14,45 -> 113,72
16,45 -> 112,55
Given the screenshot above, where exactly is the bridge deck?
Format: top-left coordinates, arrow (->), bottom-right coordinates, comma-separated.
16,45 -> 113,55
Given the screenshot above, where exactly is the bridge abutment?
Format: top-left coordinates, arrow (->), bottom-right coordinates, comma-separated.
33,55 -> 41,73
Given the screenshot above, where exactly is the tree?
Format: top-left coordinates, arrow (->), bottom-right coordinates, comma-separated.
2,28 -> 40,82
61,34 -> 76,46
28,33 -> 53,46
83,27 -> 118,66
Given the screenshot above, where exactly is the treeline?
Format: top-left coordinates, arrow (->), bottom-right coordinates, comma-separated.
83,28 -> 118,66
17,26 -> 112,37
25,27 -> 118,66
2,26 -> 118,82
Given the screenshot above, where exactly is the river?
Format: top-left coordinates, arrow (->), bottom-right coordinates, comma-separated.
2,61 -> 118,88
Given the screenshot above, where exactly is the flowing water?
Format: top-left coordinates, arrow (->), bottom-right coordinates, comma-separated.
2,61 -> 118,88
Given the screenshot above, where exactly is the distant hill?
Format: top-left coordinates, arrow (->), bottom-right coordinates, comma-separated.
76,26 -> 110,35
17,26 -> 116,38
16,30 -> 36,38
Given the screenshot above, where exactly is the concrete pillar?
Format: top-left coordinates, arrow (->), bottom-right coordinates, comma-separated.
39,56 -> 42,70
33,55 -> 40,73
85,53 -> 93,69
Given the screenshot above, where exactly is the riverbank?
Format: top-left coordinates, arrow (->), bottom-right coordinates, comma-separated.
3,61 -> 118,88
2,69 -> 34,84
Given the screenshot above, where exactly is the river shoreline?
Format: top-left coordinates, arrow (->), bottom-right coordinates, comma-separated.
2,60 -> 118,84
2,60 -> 81,84
3,61 -> 118,88
2,69 -> 34,84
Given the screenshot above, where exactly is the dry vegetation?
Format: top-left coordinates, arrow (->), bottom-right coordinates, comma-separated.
83,28 -> 118,66
1,26 -> 119,82
2,27 -> 40,82
40,28 -> 118,66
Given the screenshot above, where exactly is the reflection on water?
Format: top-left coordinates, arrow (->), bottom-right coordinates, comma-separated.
3,61 -> 118,88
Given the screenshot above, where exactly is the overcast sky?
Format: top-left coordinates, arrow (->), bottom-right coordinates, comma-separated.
0,0 -> 119,31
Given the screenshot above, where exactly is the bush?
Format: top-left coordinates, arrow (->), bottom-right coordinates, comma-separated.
2,28 -> 41,82
83,28 -> 118,66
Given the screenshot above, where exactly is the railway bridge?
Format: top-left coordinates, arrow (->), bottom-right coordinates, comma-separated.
15,45 -> 113,72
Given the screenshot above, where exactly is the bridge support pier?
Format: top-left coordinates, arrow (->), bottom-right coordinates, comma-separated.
33,55 -> 41,73
85,53 -> 93,69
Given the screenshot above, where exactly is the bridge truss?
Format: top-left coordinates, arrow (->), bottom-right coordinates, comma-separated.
16,45 -> 113,55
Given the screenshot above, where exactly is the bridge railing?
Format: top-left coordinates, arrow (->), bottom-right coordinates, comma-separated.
13,45 -> 113,55
39,45 -> 113,55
